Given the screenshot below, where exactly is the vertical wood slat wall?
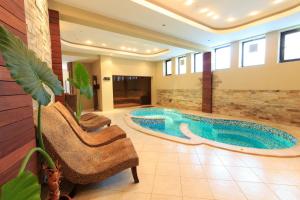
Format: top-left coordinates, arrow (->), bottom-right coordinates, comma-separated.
0,0 -> 37,185
49,9 -> 64,103
202,52 -> 212,113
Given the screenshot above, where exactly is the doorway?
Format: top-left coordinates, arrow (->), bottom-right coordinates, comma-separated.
113,75 -> 151,108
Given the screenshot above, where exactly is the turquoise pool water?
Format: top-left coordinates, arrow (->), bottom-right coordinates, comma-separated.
131,108 -> 297,149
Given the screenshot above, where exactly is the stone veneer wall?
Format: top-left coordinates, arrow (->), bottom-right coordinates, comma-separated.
25,0 -> 52,67
212,90 -> 300,127
157,89 -> 202,110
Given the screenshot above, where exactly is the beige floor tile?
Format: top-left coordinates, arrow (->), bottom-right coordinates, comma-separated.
123,173 -> 155,193
178,153 -> 201,165
74,190 -> 122,200
118,192 -> 151,200
139,151 -> 160,164
209,180 -> 246,200
156,163 -> 180,176
176,144 -> 197,154
179,164 -> 206,178
237,182 -> 279,200
218,155 -> 248,167
252,168 -> 300,185
158,152 -> 179,163
203,166 -> 232,180
198,154 -> 223,166
151,194 -> 182,200
269,184 -> 300,200
226,166 -> 262,182
152,175 -> 182,196
195,146 -> 216,156
183,198 -> 211,200
181,178 -> 214,199
139,162 -> 157,175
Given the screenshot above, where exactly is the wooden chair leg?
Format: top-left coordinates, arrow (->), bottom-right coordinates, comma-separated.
108,123 -> 111,127
131,167 -> 139,183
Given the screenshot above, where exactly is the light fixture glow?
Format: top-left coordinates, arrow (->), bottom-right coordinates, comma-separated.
248,10 -> 260,16
153,48 -> 159,51
199,8 -> 208,13
121,46 -> 126,50
206,11 -> 214,17
146,49 -> 151,53
101,43 -> 107,47
273,0 -> 284,4
226,17 -> 236,22
132,48 -> 138,52
184,0 -> 193,6
127,47 -> 132,51
85,40 -> 92,45
212,15 -> 220,20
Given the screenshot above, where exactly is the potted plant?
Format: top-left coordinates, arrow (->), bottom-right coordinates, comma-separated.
0,25 -> 66,200
67,63 -> 93,121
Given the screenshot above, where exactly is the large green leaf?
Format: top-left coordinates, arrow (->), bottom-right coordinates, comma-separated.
68,63 -> 93,99
0,171 -> 41,200
0,25 -> 63,105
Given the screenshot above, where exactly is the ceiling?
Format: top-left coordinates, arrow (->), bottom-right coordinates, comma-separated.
52,0 -> 300,61
60,21 -> 191,61
145,0 -> 300,29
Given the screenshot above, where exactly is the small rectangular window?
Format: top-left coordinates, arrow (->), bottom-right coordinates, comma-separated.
242,37 -> 266,67
194,53 -> 203,73
280,28 -> 300,62
178,56 -> 187,74
165,59 -> 172,76
215,45 -> 231,70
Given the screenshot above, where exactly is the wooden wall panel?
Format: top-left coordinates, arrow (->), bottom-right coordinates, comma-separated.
202,52 -> 212,113
49,9 -> 64,103
0,0 -> 37,185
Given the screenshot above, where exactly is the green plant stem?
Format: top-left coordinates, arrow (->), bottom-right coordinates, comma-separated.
18,147 -> 56,176
37,103 -> 45,150
76,89 -> 81,121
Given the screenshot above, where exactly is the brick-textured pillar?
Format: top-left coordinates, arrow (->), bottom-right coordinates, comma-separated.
49,9 -> 64,103
202,52 -> 212,113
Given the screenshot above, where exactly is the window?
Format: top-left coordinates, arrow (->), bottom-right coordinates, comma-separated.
194,53 -> 203,72
165,59 -> 172,76
280,28 -> 300,62
215,45 -> 231,70
241,37 -> 266,67
178,56 -> 187,74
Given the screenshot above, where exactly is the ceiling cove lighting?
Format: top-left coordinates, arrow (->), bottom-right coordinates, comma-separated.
101,43 -> 107,47
146,49 -> 151,53
206,11 -> 215,17
227,17 -> 236,22
85,40 -> 93,45
121,46 -> 126,50
199,8 -> 209,13
184,0 -> 193,6
273,0 -> 284,4
212,15 -> 220,20
249,11 -> 260,16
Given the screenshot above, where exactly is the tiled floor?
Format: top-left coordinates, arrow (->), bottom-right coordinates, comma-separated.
75,108 -> 300,200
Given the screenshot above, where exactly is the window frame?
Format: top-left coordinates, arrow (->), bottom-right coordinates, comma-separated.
177,56 -> 187,75
279,28 -> 300,63
214,45 -> 231,70
194,52 -> 203,73
241,36 -> 266,67
165,59 -> 172,76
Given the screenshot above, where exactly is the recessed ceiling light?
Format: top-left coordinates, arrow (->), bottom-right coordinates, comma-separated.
248,11 -> 260,16
132,48 -> 138,52
121,46 -> 126,50
199,8 -> 208,13
153,48 -> 159,51
273,0 -> 284,4
146,50 -> 151,53
212,15 -> 220,20
127,47 -> 132,51
85,40 -> 92,45
206,11 -> 214,17
184,0 -> 193,6
101,43 -> 107,47
226,17 -> 236,22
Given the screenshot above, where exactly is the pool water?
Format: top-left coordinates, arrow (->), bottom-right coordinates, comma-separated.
131,108 -> 297,149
